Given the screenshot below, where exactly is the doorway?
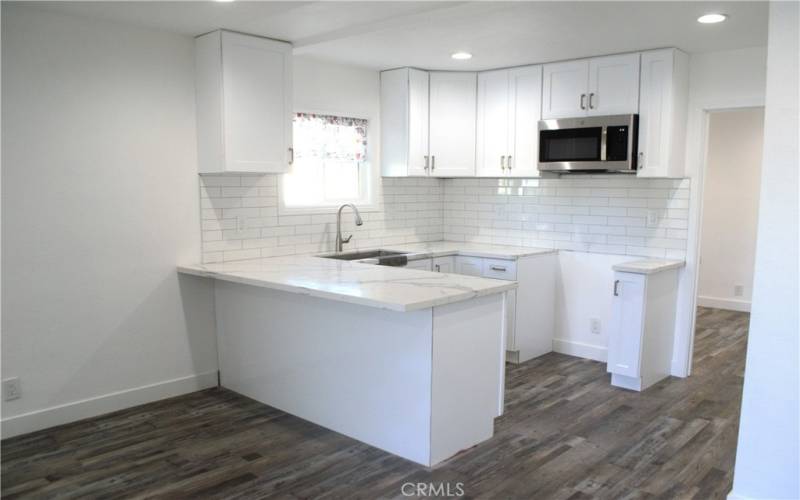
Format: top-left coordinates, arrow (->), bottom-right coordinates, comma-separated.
697,107 -> 765,313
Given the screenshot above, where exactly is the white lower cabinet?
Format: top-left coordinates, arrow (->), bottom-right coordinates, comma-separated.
405,258 -> 432,271
432,256 -> 455,273
455,256 -> 483,276
607,268 -> 679,391
453,253 -> 555,363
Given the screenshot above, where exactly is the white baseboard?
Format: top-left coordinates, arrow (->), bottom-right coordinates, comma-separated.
698,295 -> 751,312
1,371 -> 219,439
553,338 -> 607,362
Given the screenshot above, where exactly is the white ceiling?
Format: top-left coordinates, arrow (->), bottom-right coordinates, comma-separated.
22,1 -> 768,71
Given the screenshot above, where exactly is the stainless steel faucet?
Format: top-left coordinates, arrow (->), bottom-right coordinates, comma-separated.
335,203 -> 363,252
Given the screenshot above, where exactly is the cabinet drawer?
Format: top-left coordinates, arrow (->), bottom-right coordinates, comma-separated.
482,258 -> 517,280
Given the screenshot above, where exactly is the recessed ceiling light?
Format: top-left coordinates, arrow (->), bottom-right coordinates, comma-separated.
697,13 -> 727,24
451,51 -> 473,60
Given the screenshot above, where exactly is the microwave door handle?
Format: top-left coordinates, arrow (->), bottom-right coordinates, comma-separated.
600,126 -> 607,162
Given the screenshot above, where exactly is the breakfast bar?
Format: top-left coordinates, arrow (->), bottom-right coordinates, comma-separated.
179,256 -> 515,466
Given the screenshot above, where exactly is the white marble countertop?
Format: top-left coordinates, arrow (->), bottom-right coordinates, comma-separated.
178,254 -> 517,312
613,259 -> 685,275
379,242 -> 556,260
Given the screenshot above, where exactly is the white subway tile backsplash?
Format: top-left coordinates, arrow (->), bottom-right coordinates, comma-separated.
199,174 -> 690,263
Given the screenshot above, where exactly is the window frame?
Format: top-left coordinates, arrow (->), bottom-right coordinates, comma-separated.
278,108 -> 379,215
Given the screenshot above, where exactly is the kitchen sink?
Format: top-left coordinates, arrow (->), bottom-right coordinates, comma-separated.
320,249 -> 406,261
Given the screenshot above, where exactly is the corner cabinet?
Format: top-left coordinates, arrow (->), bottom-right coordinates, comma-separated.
381,69 -> 476,177
542,53 -> 640,119
607,267 -> 679,391
195,30 -> 293,174
476,65 -> 542,177
637,49 -> 689,178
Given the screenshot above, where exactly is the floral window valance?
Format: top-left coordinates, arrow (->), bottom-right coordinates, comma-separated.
293,112 -> 368,162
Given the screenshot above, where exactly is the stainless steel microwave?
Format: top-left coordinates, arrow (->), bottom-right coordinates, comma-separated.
538,114 -> 639,173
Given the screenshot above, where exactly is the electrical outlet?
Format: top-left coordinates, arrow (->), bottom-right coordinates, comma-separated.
646,210 -> 659,227
590,318 -> 602,335
734,284 -> 744,297
2,378 -> 21,401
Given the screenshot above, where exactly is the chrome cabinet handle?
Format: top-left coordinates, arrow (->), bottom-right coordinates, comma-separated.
507,155 -> 512,170
638,151 -> 644,169
501,155 -> 506,170
431,155 -> 435,170
424,155 -> 429,170
490,265 -> 507,272
613,280 -> 620,296
580,93 -> 586,110
288,147 -> 294,165
589,93 -> 595,109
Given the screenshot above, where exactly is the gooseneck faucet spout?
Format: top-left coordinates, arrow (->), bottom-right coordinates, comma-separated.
335,204 -> 363,252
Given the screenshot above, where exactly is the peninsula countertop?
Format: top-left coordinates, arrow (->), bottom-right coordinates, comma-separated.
178,254 -> 518,312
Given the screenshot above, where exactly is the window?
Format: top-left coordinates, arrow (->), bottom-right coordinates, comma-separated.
282,112 -> 372,209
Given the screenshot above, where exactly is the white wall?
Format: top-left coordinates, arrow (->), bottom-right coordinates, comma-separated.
672,45 -> 768,376
731,2 -> 799,499
1,6 -> 218,437
698,108 -> 764,312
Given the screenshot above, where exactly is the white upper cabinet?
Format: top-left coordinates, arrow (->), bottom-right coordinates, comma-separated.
542,60 -> 589,119
587,53 -> 640,116
542,54 -> 639,119
428,72 -> 477,177
380,68 -> 430,176
637,49 -> 689,178
195,30 -> 292,174
476,70 -> 511,177
508,66 -> 543,177
477,66 -> 542,177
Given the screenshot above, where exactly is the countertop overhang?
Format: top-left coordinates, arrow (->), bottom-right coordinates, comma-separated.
178,254 -> 518,312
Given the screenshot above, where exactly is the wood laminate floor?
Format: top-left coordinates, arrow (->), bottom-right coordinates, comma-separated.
2,307 -> 749,499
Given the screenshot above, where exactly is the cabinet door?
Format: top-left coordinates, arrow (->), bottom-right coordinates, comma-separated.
406,258 -> 432,271
637,49 -> 688,178
587,53 -> 640,116
476,70 -> 510,177
432,256 -> 455,273
429,72 -> 477,177
508,65 -> 542,177
455,256 -> 483,276
221,31 -> 292,173
408,69 -> 430,176
542,60 -> 589,119
607,272 -> 646,378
